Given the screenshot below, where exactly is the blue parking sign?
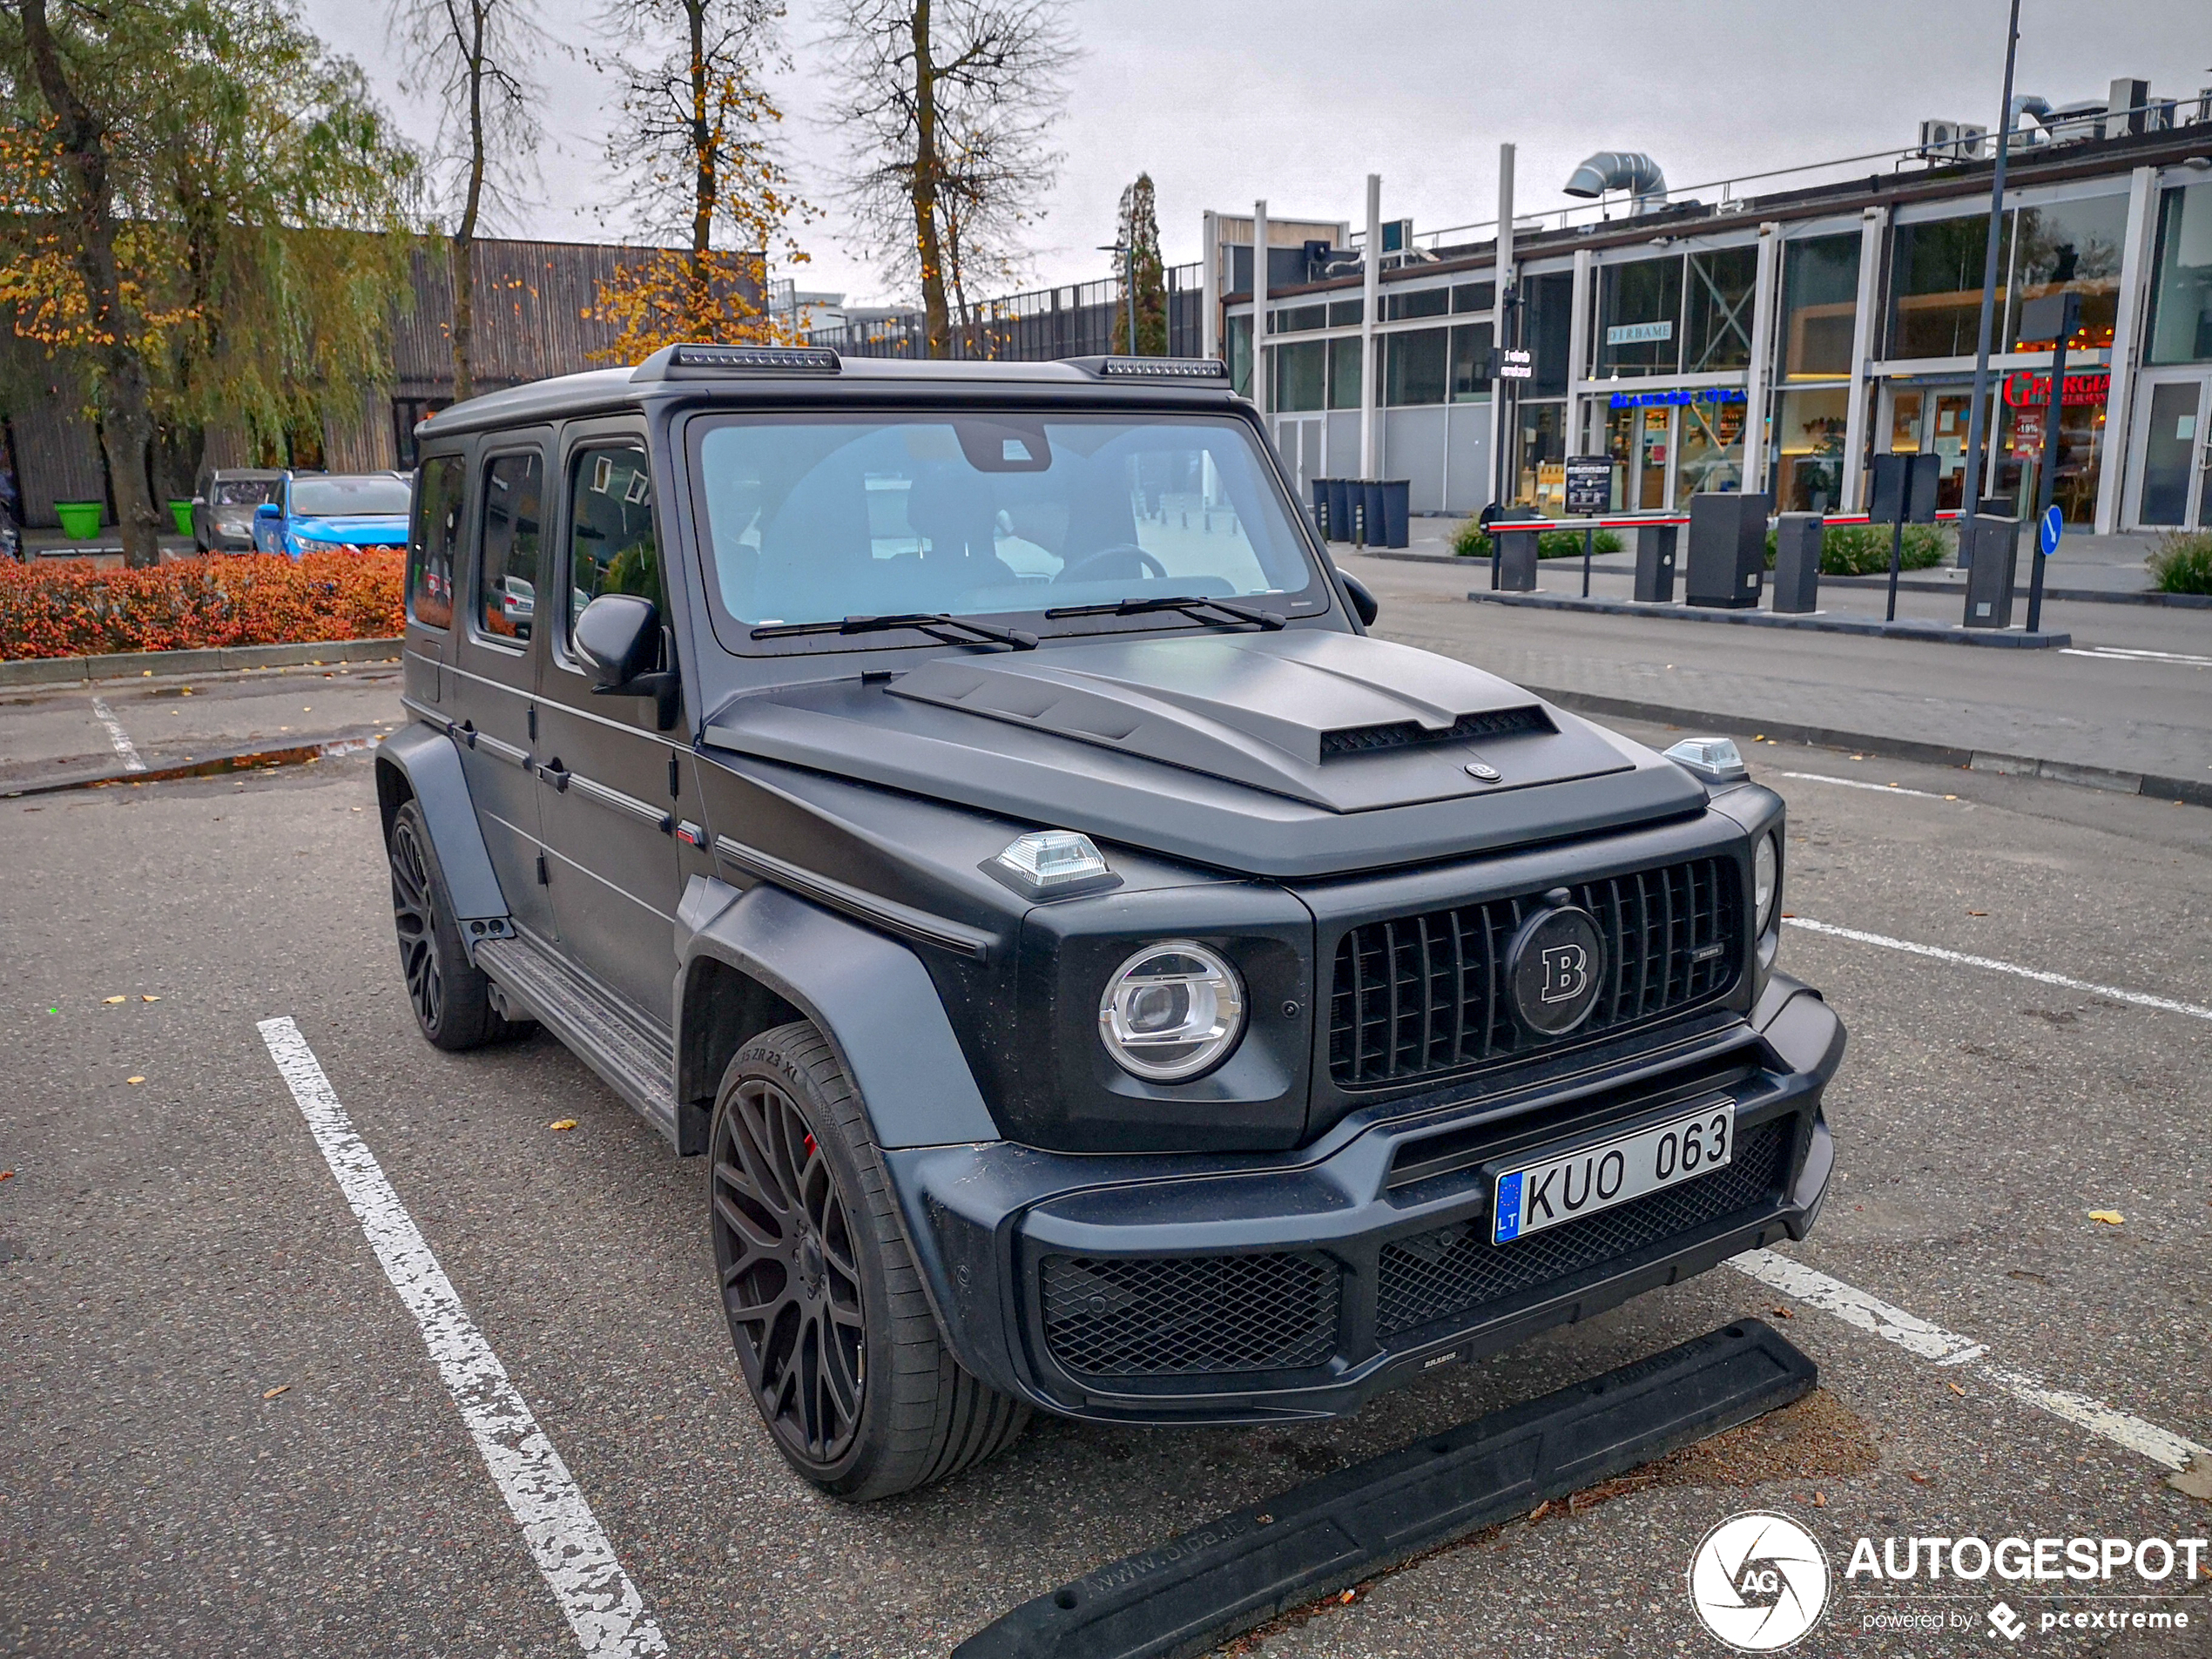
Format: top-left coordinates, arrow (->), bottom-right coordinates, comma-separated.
2039,504 -> 2063,557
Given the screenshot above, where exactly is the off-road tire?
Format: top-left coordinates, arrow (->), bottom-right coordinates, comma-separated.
387,799 -> 514,1051
710,1020 -> 1029,1500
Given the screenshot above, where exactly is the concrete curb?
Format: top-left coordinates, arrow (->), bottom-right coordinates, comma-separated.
2,733 -> 382,798
1464,590 -> 2070,648
0,637 -> 403,687
1524,684 -> 2212,808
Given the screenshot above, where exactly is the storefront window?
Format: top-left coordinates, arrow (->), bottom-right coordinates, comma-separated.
1683,246 -> 1758,372
2005,192 -> 2126,350
1448,322 -> 1493,401
1227,315 -> 1252,398
1522,273 -> 1574,397
2145,181 -> 2212,365
1777,234 -> 1860,381
1674,396 -> 1744,506
1385,328 -> 1447,405
1596,256 -> 1683,378
1885,386 -> 1990,512
1272,339 -> 1325,412
1890,212 -> 2013,359
1992,391 -> 2105,523
1773,387 -> 1850,512
1326,338 -> 1363,410
1604,401 -> 1669,510
1516,401 -> 1566,509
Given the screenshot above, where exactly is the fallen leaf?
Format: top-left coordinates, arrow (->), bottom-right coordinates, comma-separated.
126,1076 -> 145,1085
1812,1491 -> 1827,1507
1528,1500 -> 1552,1524
1254,1513 -> 1272,1526
1948,1382 -> 1966,1396
1770,1305 -> 1794,1319
2168,1456 -> 2212,1502
104,995 -> 126,1004
141,995 -> 159,1002
1945,794 -> 1959,800
1908,1471 -> 1931,1484
548,1119 -> 578,1131
262,1385 -> 290,1400
2087,1211 -> 2125,1225
0,1170 -> 13,1181
1967,910 -> 1988,916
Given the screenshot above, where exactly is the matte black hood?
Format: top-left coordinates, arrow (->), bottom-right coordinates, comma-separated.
702,630 -> 1707,879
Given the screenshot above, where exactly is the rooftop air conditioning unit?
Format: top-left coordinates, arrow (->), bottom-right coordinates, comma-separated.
1918,119 -> 1987,160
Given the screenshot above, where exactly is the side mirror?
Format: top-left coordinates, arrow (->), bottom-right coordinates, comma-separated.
191,496 -> 206,507
1339,571 -> 1379,627
254,502 -> 280,520
575,592 -> 680,730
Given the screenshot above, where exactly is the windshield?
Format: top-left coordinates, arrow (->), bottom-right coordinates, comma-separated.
292,475 -> 411,517
691,414 -> 1321,644
212,478 -> 276,507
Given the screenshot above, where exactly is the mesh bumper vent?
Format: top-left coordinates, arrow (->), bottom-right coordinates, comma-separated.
1039,1252 -> 1340,1379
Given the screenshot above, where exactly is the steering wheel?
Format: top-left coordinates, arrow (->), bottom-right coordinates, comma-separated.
1053,543 -> 1166,585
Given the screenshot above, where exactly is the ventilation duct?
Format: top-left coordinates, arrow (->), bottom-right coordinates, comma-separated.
1562,152 -> 1669,213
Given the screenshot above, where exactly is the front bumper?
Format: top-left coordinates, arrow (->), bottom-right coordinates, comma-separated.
885,974 -> 1842,1426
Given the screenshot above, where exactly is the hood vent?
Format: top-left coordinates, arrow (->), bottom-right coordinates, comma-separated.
1320,705 -> 1550,760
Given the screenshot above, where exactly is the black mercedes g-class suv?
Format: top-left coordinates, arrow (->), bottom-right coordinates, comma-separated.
375,344 -> 1841,1501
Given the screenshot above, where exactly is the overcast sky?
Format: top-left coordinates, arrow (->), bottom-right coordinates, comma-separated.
301,0 -> 2210,307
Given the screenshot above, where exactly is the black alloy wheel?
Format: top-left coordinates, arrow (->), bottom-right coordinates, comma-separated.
386,798 -> 509,1051
708,1022 -> 1029,1500
711,1074 -> 866,1466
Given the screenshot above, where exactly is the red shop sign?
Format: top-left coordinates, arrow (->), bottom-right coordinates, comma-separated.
2002,369 -> 2110,408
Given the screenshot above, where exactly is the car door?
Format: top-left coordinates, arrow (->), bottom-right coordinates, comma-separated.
533,432 -> 686,1024
450,435 -> 555,941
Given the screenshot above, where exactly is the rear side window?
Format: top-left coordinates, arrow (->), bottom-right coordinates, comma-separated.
408,455 -> 463,630
566,446 -> 661,637
478,451 -> 544,642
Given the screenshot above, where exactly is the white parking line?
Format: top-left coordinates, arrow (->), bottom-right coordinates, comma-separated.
1783,916 -> 2212,1023
1731,1249 -> 2209,1472
89,697 -> 145,772
2059,645 -> 2212,668
1777,772 -> 1950,799
257,1017 -> 667,1659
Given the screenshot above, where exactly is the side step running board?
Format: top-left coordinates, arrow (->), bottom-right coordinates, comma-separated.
474,935 -> 680,1145
954,1318 -> 1816,1659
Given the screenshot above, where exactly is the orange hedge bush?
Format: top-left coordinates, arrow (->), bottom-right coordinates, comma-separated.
0,550 -> 403,659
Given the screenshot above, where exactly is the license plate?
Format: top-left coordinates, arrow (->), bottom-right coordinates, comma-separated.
1492,1100 -> 1737,1245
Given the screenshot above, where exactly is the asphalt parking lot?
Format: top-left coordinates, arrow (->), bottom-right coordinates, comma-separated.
3,680 -> 2208,1657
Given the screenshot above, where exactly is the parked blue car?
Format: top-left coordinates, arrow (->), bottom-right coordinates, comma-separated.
252,470 -> 412,557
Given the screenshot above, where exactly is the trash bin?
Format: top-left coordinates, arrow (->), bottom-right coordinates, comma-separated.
1490,508 -> 1541,591
1366,480 -> 1410,550
1325,478 -> 1354,544
168,500 -> 193,537
1632,524 -> 1678,603
1770,514 -> 1823,613
1685,492 -> 1771,609
55,501 -> 102,540
1961,512 -> 2021,629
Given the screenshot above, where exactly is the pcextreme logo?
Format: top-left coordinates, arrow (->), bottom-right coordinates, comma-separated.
1688,1511 -> 1832,1651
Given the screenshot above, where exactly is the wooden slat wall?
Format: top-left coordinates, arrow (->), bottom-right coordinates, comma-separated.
3,234 -> 708,525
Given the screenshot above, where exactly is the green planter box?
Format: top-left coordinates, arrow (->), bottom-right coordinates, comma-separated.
170,500 -> 193,536
54,502 -> 103,540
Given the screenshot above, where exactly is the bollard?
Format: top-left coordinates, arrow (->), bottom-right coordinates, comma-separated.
1311,478 -> 1332,542
1494,524 -> 1541,590
1632,524 -> 1677,603
1961,513 -> 2022,629
1770,514 -> 1823,614
1685,493 -> 1771,609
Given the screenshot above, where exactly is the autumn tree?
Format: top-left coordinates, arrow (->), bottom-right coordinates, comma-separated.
397,0 -> 539,402
583,0 -> 811,360
825,0 -> 1072,358
1116,172 -> 1165,356
0,0 -> 418,564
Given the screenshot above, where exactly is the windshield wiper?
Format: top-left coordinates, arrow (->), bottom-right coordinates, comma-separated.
1043,594 -> 1286,630
750,612 -> 1038,650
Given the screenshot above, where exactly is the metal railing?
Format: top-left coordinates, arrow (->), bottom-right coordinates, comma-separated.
811,262 -> 1205,361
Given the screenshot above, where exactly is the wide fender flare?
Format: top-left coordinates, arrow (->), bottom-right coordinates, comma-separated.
677,876 -> 1000,1150
374,723 -> 510,923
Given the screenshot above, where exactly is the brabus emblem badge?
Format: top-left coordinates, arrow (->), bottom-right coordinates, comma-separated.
1465,761 -> 1501,782
1505,901 -> 1607,1035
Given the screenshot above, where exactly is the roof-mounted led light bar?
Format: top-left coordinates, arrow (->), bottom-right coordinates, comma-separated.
659,343 -> 842,374
1093,356 -> 1230,381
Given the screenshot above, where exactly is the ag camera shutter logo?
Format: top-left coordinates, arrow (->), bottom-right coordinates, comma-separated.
1688,1511 -> 1831,1651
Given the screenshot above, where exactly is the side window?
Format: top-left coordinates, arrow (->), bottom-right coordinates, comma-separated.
477,450 -> 544,642
567,446 -> 661,641
408,455 -> 463,630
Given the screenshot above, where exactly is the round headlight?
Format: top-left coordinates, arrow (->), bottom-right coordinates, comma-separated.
1097,941 -> 1245,1082
1754,831 -> 1780,934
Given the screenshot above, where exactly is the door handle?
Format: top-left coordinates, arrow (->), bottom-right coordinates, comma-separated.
538,759 -> 570,792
